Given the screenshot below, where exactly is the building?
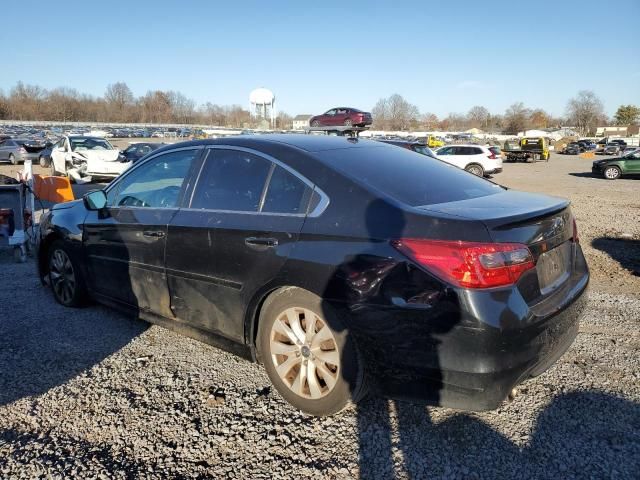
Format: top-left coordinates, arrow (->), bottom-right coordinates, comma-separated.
292,114 -> 312,130
595,126 -> 628,137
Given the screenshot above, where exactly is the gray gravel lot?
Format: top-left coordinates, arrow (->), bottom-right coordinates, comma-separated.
1,152 -> 639,479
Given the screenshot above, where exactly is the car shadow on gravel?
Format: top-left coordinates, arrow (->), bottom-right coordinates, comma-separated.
592,237 -> 640,277
354,390 -> 640,478
0,427 -> 147,475
0,256 -> 148,406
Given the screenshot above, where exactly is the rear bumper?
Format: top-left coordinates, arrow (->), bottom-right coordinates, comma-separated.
344,247 -> 589,411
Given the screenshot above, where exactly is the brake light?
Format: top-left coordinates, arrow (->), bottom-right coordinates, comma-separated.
487,153 -> 497,159
391,239 -> 535,289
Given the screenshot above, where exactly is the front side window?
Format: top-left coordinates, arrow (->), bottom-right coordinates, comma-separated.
263,166 -> 311,214
190,149 -> 271,211
325,109 -> 336,116
108,149 -> 197,208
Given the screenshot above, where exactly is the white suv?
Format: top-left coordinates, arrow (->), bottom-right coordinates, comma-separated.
434,145 -> 503,177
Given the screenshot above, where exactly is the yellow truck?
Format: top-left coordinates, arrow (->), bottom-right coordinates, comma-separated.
425,135 -> 445,148
504,137 -> 549,162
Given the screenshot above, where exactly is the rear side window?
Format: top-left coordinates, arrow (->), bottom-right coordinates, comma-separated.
318,145 -> 501,207
191,149 -> 271,211
263,166 -> 311,214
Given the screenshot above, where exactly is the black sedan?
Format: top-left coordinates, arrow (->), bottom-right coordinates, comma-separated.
120,142 -> 165,163
36,135 -> 589,416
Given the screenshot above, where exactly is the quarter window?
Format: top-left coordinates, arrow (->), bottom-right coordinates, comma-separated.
263,166 -> 311,214
108,149 -> 197,208
190,149 -> 271,211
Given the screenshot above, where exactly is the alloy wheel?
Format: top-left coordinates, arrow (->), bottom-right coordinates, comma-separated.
269,307 -> 340,400
604,167 -> 620,179
467,165 -> 483,176
50,249 -> 76,305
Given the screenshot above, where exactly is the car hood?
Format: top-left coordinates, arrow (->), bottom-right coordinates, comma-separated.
72,150 -> 120,162
51,199 -> 84,211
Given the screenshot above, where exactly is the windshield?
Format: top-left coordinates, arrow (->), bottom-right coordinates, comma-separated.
70,137 -> 114,151
317,145 -> 502,207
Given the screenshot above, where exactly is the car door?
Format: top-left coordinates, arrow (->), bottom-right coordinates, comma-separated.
165,147 -> 313,342
323,109 -> 337,126
334,108 -> 348,126
623,151 -> 640,173
82,147 -> 201,316
0,140 -> 10,160
50,138 -> 67,172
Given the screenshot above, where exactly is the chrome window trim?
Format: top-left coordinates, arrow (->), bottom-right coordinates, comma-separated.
185,145 -> 330,218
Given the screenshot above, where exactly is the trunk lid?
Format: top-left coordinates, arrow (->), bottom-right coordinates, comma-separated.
419,190 -> 576,300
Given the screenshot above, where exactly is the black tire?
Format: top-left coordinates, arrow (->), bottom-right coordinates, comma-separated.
603,166 -> 621,180
344,119 -> 353,127
257,287 -> 366,416
311,120 -> 320,127
9,154 -> 17,165
465,163 -> 484,177
50,160 -> 58,176
48,240 -> 89,307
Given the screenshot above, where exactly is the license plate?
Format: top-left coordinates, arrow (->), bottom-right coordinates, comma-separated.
537,242 -> 572,293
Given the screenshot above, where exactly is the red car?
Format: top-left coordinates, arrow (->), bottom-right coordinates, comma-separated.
309,107 -> 373,127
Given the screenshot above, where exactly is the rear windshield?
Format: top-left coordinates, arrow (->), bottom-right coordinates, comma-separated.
317,144 -> 502,207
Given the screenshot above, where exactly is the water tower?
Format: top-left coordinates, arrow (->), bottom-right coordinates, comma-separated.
249,87 -> 276,128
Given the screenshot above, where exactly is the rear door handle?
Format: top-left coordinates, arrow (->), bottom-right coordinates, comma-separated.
245,237 -> 278,251
143,230 -> 166,238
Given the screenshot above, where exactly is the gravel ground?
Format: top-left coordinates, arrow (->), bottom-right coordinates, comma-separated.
0,152 -> 639,479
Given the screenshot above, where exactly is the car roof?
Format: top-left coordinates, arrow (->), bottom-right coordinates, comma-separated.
159,134 -> 382,154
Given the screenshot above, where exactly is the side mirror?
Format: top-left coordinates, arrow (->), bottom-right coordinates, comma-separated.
83,190 -> 107,211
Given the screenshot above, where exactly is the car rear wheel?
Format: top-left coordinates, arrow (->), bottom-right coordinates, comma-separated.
344,119 -> 353,127
311,120 -> 320,127
465,163 -> 484,176
604,166 -> 621,180
9,154 -> 17,165
48,240 -> 88,307
257,287 -> 366,416
39,155 -> 49,168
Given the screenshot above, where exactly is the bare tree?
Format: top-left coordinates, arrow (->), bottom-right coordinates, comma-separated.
105,82 -> 134,122
419,112 -> 439,130
372,94 -> 419,130
467,106 -> 490,128
566,90 -> 606,135
503,102 -> 531,134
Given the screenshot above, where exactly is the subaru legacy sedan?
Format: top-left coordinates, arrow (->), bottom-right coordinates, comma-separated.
37,135 -> 588,416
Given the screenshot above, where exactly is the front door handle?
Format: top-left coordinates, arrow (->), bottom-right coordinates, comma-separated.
245,237 -> 278,251
143,230 -> 166,238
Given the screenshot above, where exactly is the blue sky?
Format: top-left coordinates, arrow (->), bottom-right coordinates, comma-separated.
2,0 -> 639,117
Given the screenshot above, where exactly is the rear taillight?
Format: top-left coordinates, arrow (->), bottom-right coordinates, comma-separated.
572,217 -> 579,243
487,153 -> 497,159
391,239 -> 535,289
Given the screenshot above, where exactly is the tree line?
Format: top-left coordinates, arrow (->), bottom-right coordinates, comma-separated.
0,81 -> 293,129
372,92 -> 638,136
0,81 -> 637,135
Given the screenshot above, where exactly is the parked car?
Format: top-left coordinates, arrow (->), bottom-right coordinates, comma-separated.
561,143 -> 582,155
50,136 -> 131,183
0,138 -> 47,165
309,108 -> 373,127
592,150 -> 640,179
37,135 -> 588,416
577,140 -> 596,151
377,139 -> 437,158
120,142 -> 165,163
602,144 -> 622,155
434,144 -> 503,176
